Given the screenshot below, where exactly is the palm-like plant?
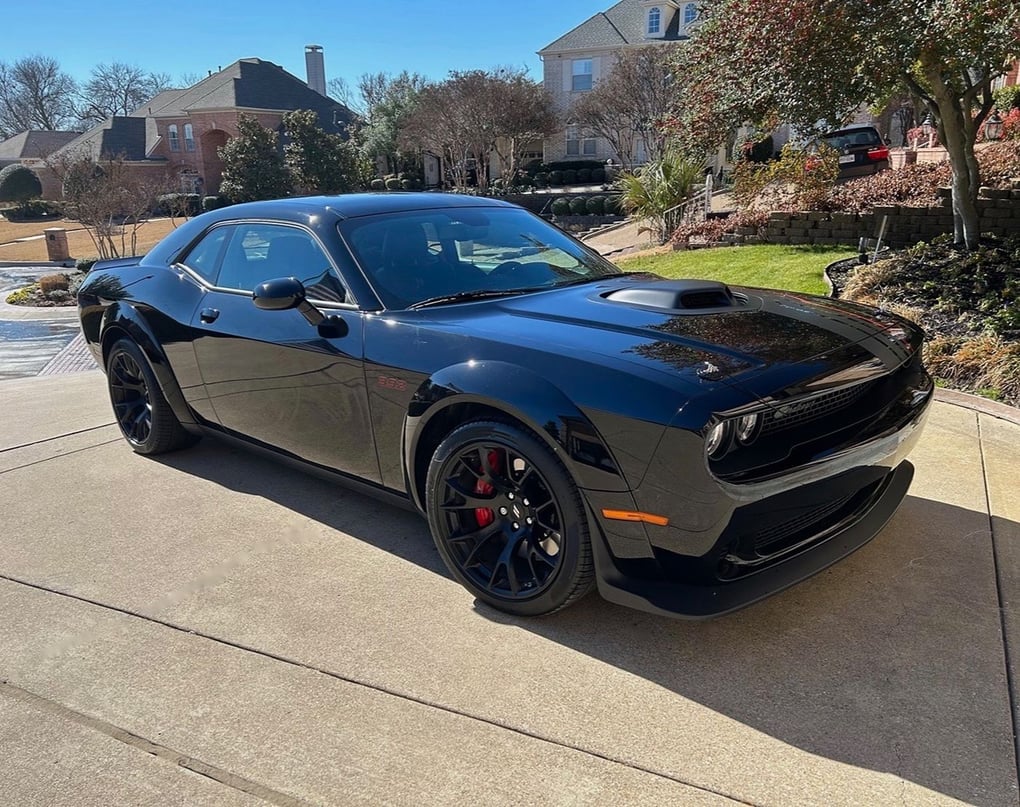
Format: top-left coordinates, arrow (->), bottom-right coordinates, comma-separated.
614,149 -> 706,242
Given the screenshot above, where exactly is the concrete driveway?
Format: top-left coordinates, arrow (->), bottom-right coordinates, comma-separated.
2,371 -> 1018,806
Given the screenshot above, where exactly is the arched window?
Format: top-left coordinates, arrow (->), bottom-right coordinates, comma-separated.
183,123 -> 196,152
648,7 -> 661,34
167,124 -> 180,152
683,3 -> 698,27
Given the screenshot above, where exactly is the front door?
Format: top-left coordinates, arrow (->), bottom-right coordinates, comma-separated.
188,221 -> 381,484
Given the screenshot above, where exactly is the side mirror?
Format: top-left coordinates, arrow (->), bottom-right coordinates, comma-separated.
253,276 -> 325,327
253,277 -> 305,311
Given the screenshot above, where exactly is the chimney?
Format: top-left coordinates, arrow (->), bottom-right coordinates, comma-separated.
305,45 -> 326,96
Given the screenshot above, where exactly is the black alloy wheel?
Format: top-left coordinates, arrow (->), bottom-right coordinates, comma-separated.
106,338 -> 194,455
426,420 -> 594,616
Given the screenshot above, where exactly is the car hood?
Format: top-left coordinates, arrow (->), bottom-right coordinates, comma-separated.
432,276 -> 921,398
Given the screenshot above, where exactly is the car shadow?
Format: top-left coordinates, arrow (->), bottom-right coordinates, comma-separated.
155,441 -> 1016,806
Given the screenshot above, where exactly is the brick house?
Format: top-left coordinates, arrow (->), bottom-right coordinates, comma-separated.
43,58 -> 354,199
537,0 -> 699,165
0,130 -> 80,172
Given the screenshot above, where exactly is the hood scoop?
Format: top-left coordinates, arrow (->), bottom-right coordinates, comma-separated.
603,280 -> 743,313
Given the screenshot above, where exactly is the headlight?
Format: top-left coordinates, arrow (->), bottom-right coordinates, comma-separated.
706,421 -> 731,457
735,413 -> 760,444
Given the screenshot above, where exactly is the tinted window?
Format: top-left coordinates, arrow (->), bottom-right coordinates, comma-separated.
823,127 -> 882,150
180,225 -> 231,282
339,206 -> 620,309
214,223 -> 346,303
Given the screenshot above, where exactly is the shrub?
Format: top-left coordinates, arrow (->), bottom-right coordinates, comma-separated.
590,167 -> 606,184
585,196 -> 605,215
824,160 -> 951,212
979,138 -> 1020,187
370,178 -> 385,190
384,177 -> 401,190
993,85 -> 1020,112
157,193 -> 201,217
577,168 -> 592,182
76,257 -> 98,273
563,169 -> 578,185
549,170 -> 564,186
534,172 -> 549,187
401,179 -> 414,190
202,195 -> 231,212
550,197 -> 571,215
0,164 -> 42,204
671,209 -> 769,246
1,198 -> 61,220
38,274 -> 69,294
734,142 -> 838,210
543,159 -> 604,172
569,196 -> 588,214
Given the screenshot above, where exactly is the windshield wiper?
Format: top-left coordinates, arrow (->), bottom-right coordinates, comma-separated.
408,288 -> 542,310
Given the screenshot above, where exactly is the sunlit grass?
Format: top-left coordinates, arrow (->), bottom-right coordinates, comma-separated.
614,244 -> 857,295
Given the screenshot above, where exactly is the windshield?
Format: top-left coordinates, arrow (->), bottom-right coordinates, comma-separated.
338,206 -> 621,309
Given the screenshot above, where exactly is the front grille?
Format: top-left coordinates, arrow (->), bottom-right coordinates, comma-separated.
751,494 -> 855,553
762,382 -> 873,435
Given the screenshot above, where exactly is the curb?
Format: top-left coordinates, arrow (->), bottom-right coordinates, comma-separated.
0,261 -> 75,268
933,387 -> 1020,426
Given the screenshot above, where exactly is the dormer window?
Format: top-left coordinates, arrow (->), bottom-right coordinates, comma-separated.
683,2 -> 698,28
648,6 -> 661,34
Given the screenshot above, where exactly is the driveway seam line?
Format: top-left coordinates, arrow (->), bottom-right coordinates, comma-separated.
976,412 -> 1020,783
0,678 -> 307,807
0,573 -> 756,806
0,422 -> 116,453
0,438 -> 121,476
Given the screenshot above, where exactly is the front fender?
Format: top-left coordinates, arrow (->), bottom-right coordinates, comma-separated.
404,360 -> 631,502
101,302 -> 197,426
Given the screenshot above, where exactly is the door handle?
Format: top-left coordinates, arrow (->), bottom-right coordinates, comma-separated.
199,307 -> 220,323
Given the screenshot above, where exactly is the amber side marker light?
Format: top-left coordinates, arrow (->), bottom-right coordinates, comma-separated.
601,509 -> 670,527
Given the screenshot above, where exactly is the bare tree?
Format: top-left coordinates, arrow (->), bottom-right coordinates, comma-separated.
0,55 -> 77,138
47,149 -> 171,258
77,62 -> 172,125
400,69 -> 555,190
489,68 -> 559,183
327,76 -> 362,116
570,45 -> 677,167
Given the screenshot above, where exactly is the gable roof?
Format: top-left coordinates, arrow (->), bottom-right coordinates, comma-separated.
0,130 -> 80,161
137,59 -> 354,130
539,0 -> 686,53
53,58 -> 357,164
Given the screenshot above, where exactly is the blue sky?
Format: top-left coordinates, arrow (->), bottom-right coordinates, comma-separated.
3,0 -> 607,92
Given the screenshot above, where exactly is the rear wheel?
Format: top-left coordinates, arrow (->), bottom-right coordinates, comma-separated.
107,338 -> 194,455
426,420 -> 594,616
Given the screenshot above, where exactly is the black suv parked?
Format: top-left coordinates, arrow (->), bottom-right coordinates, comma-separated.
821,124 -> 890,179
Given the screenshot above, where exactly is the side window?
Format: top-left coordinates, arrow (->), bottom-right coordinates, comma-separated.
180,225 -> 232,282
214,223 -> 346,303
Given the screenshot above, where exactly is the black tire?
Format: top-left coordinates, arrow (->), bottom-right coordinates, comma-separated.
425,420 -> 594,616
106,338 -> 194,455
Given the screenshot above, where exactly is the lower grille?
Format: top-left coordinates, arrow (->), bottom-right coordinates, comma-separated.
751,494 -> 856,554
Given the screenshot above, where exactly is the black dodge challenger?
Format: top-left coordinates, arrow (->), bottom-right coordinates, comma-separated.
78,194 -> 932,618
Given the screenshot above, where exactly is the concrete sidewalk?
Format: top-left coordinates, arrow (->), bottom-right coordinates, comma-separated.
1,372 -> 1018,806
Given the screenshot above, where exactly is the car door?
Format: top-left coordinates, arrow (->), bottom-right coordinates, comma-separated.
189,220 -> 381,484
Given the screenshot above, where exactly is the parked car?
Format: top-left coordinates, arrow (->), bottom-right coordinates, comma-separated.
821,124 -> 891,179
78,194 -> 932,619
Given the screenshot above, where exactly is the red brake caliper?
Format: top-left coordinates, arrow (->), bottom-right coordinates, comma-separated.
474,450 -> 500,527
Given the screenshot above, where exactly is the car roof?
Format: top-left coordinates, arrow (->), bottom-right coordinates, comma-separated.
823,124 -> 880,137
216,192 -> 517,222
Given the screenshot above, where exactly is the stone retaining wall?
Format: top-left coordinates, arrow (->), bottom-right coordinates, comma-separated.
724,183 -> 1020,247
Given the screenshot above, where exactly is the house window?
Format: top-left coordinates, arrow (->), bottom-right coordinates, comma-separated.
167,124 -> 180,152
648,7 -> 661,34
683,3 -> 698,27
184,124 -> 196,152
566,125 -> 597,157
572,59 -> 593,92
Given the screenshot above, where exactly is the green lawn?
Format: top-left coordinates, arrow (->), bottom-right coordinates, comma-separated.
614,244 -> 857,295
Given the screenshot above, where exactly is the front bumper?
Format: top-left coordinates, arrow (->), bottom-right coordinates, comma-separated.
588,460 -> 912,618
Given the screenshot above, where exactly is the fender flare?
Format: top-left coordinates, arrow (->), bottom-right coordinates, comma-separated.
100,302 -> 197,426
403,360 -> 629,511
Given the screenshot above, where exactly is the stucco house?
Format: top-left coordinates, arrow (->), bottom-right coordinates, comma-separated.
538,0 -> 699,165
40,57 -> 354,199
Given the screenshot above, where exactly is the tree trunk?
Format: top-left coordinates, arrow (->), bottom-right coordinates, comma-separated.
929,79 -> 981,248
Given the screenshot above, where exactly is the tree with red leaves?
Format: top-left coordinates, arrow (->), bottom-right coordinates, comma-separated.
673,0 -> 1020,248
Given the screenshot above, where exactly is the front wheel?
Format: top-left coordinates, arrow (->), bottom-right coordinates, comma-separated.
107,338 -> 195,455
425,420 -> 594,616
